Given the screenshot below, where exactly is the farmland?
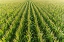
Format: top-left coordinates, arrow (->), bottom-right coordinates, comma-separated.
0,0 -> 64,42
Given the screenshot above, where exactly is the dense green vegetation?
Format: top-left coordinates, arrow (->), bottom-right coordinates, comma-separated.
0,0 -> 64,42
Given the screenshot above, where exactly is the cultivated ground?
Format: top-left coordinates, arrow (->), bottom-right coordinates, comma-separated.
0,0 -> 64,42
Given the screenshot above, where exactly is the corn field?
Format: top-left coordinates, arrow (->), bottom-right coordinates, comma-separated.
0,0 -> 64,42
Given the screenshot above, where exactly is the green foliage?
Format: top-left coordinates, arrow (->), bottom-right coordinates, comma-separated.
0,1 -> 64,42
